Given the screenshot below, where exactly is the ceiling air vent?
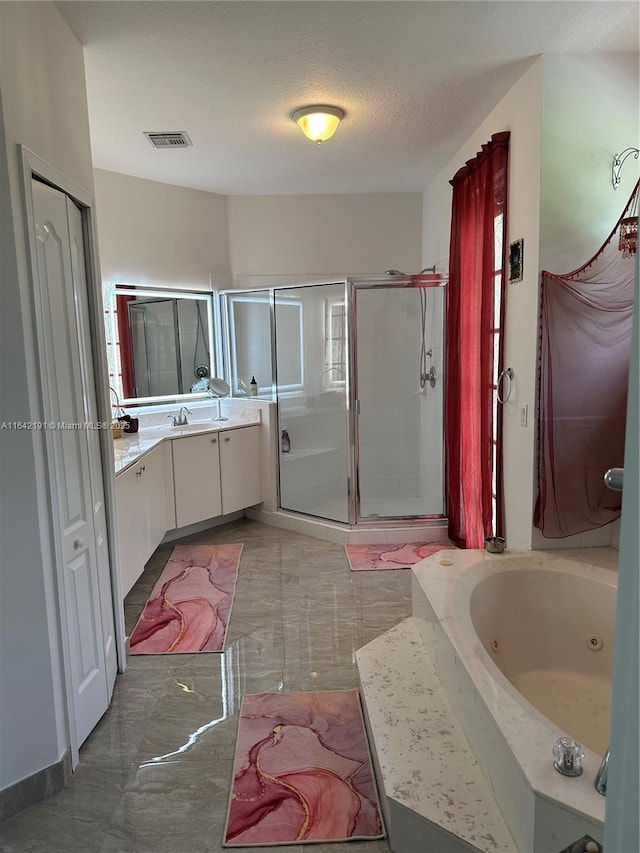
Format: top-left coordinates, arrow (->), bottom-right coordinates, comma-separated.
143,131 -> 193,149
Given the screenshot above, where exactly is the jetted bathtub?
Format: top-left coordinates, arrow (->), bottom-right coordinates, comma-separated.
411,548 -> 618,853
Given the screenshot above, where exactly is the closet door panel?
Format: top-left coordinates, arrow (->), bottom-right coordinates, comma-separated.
31,179 -> 110,748
66,197 -> 117,693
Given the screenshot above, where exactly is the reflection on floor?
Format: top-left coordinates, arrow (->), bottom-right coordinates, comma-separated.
0,518 -> 411,853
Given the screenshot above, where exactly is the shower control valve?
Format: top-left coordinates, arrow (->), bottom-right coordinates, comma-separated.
423,365 -> 436,388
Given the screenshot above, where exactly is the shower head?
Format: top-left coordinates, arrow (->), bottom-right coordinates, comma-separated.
385,266 -> 437,276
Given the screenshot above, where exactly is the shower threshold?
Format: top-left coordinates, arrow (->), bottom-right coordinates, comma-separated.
246,506 -> 449,546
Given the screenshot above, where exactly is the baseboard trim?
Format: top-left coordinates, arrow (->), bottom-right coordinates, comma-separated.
0,750 -> 72,823
161,510 -> 245,543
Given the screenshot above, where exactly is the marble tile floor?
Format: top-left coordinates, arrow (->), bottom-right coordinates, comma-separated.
0,518 -> 412,853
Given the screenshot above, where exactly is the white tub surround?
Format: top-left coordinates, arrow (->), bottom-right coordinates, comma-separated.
357,618 -> 517,853
413,549 -> 614,851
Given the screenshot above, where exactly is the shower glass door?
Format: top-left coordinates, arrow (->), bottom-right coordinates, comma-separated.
275,282 -> 350,523
355,284 -> 445,519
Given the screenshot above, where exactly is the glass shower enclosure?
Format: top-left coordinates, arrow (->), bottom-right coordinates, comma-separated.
355,283 -> 444,520
220,276 -> 445,526
275,283 -> 350,522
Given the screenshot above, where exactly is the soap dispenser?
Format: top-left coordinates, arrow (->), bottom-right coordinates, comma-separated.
249,376 -> 258,397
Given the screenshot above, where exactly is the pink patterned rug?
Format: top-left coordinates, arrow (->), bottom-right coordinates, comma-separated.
223,690 -> 384,847
128,543 -> 242,654
345,541 -> 456,571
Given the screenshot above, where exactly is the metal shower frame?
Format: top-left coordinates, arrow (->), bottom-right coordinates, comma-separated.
218,274 -> 448,527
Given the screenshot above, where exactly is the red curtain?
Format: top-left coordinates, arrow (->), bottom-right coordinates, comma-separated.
116,294 -> 135,399
446,131 -> 510,549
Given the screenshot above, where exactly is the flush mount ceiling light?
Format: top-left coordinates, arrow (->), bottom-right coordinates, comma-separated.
291,105 -> 345,144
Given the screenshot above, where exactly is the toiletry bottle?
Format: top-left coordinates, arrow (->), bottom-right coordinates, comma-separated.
281,428 -> 291,453
249,376 -> 258,397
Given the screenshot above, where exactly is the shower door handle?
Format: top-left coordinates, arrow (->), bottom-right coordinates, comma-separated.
604,468 -> 624,492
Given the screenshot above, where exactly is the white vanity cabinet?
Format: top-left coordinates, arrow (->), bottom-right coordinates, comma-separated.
115,423 -> 262,598
172,432 -> 223,527
172,425 -> 261,526
115,442 -> 175,597
218,426 -> 262,513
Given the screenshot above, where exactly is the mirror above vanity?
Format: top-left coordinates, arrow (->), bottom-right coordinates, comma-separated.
103,284 -> 218,407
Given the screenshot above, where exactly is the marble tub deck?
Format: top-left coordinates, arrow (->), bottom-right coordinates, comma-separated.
0,519 -> 411,853
357,619 -> 516,853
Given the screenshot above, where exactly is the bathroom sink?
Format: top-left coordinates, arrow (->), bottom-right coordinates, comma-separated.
169,421 -> 217,432
153,420 -> 216,433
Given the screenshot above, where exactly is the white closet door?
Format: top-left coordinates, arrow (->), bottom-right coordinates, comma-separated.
66,197 -> 117,694
31,179 -> 111,748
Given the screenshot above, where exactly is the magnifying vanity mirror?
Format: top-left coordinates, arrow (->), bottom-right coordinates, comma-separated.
103,284 -> 217,406
207,377 -> 230,421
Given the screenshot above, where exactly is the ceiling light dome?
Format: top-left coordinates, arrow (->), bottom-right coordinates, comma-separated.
291,105 -> 344,144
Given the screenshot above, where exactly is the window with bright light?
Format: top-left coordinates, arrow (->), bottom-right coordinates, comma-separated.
323,298 -> 347,389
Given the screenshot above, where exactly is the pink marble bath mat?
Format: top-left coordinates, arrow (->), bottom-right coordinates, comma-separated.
223,689 -> 384,847
345,541 -> 455,571
128,543 -> 242,654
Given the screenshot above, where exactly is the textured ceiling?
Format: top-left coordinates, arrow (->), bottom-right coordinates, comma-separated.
57,1 -> 639,196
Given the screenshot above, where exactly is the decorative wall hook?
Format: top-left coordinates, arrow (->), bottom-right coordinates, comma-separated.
612,147 -> 639,190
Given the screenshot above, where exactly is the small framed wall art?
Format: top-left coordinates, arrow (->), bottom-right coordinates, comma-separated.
509,238 -> 524,283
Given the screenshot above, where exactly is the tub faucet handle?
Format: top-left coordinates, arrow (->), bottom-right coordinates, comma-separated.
594,747 -> 609,795
553,736 -> 584,777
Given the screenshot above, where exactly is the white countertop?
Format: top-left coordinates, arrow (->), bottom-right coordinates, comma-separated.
112,411 -> 262,475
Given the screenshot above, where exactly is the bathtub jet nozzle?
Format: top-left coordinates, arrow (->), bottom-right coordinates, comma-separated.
553,736 -> 584,777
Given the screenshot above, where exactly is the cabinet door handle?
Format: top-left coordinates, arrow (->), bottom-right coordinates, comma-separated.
73,537 -> 84,550
224,436 -> 230,442
211,438 -> 217,444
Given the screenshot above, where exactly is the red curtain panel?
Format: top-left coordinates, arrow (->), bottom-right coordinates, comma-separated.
446,131 -> 510,549
116,294 -> 135,399
534,180 -> 638,538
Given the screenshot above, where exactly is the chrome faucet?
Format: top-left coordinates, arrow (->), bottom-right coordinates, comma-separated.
168,406 -> 191,426
595,747 -> 609,796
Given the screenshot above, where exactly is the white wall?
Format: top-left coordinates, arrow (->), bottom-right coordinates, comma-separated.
540,54 -> 639,275
0,1 -> 95,789
228,193 -> 423,279
422,58 -> 545,549
94,169 -> 230,290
